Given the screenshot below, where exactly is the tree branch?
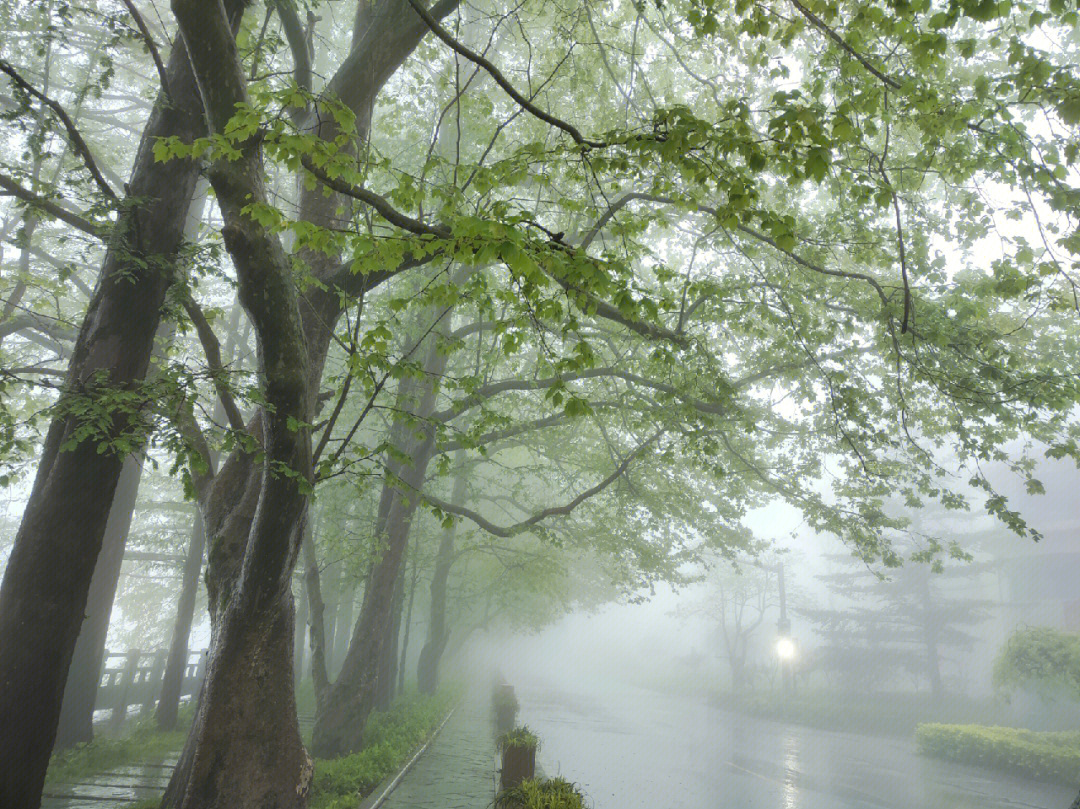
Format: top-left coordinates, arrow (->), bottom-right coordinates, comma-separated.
180,291 -> 247,434
423,432 -> 659,536
0,59 -> 120,201
119,0 -> 172,101
0,172 -> 105,238
402,0 -> 604,148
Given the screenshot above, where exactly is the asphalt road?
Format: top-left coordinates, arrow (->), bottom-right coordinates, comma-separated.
514,678 -> 1076,809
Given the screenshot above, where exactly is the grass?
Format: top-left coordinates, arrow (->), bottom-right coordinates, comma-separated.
719,690 -> 1011,737
47,686 -> 456,809
309,689 -> 455,809
916,723 -> 1080,785
497,725 -> 541,752
495,777 -> 589,809
45,706 -> 194,785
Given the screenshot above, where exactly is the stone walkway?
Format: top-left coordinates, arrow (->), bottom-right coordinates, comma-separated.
378,691 -> 499,809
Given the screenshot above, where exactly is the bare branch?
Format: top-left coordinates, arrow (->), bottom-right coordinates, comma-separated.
0,172 -> 105,238
423,432 -> 659,536
119,0 -> 172,101
0,59 -> 120,201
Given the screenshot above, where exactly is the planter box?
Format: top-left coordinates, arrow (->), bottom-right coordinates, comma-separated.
501,744 -> 536,790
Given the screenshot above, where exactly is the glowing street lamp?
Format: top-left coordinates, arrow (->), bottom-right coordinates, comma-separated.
775,636 -> 797,662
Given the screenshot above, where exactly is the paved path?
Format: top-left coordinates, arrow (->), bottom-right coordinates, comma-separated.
379,691 -> 499,809
514,678 -> 1077,809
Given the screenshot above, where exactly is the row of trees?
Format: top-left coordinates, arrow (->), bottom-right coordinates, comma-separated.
0,0 -> 1079,807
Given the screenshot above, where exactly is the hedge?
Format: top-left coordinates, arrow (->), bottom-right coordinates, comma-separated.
915,723 -> 1080,785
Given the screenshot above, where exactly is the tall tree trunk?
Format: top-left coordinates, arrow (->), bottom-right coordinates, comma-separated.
0,27 -> 219,806
294,574 -> 309,682
376,561 -> 407,710
397,548 -> 420,693
302,519 -> 331,707
311,325 -> 451,756
54,456 -> 143,748
332,581 -> 356,678
417,461 -> 467,694
156,510 -> 208,731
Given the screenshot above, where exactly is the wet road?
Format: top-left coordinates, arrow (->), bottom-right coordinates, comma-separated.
514,679 -> 1076,809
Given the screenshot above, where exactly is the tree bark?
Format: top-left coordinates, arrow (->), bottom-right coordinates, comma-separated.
0,27 -> 219,808
54,455 -> 144,748
302,520 -> 331,707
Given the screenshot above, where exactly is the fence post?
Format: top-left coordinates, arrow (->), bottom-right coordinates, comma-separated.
142,649 -> 168,715
112,650 -> 140,727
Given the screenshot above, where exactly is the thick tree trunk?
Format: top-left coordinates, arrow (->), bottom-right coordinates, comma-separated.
156,510 -> 208,731
171,592 -> 309,809
54,455 -> 143,748
0,30 -> 215,808
417,463 -> 467,694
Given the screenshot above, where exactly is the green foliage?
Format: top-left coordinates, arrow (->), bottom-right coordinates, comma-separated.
309,691 -> 453,809
497,725 -> 541,752
45,706 -> 193,785
994,627 -> 1080,701
916,723 -> 1080,785
496,777 -> 589,809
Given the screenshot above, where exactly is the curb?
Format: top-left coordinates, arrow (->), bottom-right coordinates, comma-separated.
357,705 -> 458,809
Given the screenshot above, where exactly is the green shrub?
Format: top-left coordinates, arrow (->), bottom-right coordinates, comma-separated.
916,723 -> 1080,785
496,777 -> 588,809
309,690 -> 453,809
498,725 -> 541,752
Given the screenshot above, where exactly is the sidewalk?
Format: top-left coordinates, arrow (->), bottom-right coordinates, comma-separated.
378,690 -> 498,809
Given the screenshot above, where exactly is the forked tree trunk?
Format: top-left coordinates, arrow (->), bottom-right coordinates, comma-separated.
0,27 -> 221,807
163,1 -> 463,801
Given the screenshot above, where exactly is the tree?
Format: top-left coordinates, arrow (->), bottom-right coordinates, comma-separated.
803,553 -> 990,695
994,626 -> 1080,702
3,0 -> 1080,806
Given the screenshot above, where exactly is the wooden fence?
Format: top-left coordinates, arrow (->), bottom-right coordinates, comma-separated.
97,648 -> 207,724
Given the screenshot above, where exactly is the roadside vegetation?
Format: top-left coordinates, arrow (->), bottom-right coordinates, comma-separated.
916,724 -> 1080,786
310,690 -> 454,809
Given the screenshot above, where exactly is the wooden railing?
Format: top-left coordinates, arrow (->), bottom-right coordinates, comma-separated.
97,649 -> 207,724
